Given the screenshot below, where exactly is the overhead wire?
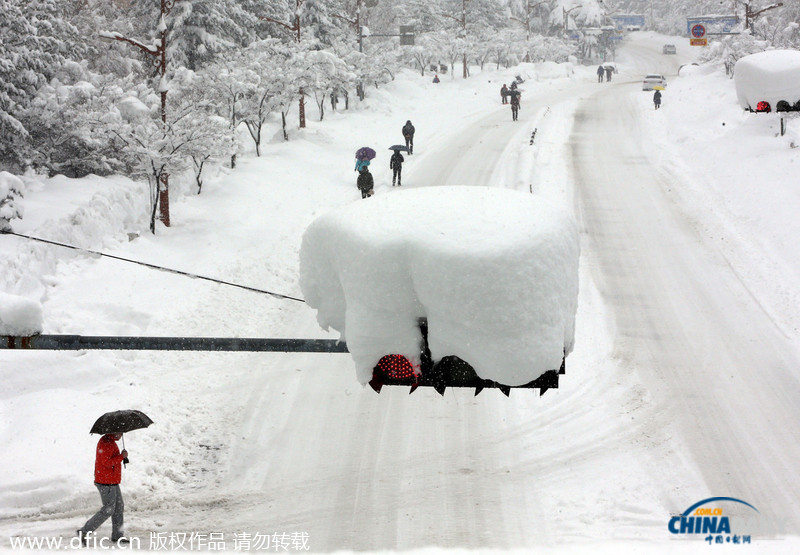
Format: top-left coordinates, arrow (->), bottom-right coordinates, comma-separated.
2,230 -> 305,303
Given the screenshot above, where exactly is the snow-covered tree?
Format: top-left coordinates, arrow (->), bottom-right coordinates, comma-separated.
302,0 -> 343,45
26,70 -> 123,177
126,0 -> 257,71
298,48 -> 353,120
221,39 -> 296,151
167,67 -> 237,193
203,53 -> 261,165
406,34 -> 442,76
393,0 -> 443,33
0,171 -> 24,232
0,0 -> 83,171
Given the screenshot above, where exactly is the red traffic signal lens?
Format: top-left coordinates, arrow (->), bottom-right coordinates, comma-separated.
375,354 -> 416,380
756,101 -> 771,113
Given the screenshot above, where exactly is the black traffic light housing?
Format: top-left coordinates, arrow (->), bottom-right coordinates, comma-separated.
368,319 -> 565,396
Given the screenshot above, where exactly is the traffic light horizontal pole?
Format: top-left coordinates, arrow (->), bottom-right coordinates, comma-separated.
3,335 -> 348,353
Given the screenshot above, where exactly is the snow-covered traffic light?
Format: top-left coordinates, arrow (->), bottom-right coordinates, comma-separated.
368,319 -> 565,396
755,101 -> 771,113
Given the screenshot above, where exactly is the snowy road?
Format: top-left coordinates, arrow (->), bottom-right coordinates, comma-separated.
572,47 -> 800,535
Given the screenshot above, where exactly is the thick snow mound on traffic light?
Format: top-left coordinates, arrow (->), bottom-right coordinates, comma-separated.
734,49 -> 800,111
299,186 -> 580,387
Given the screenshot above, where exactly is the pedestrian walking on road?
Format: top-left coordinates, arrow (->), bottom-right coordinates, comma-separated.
402,120 -> 415,154
597,65 -> 604,83
390,150 -> 404,186
357,166 -> 374,198
77,433 -> 129,546
501,84 -> 509,104
510,91 -> 521,121
653,90 -> 662,110
605,66 -> 613,82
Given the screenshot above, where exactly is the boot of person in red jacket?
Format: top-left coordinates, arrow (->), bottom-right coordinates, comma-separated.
77,433 -> 129,546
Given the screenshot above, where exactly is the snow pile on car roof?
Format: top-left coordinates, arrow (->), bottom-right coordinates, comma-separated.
299,186 -> 580,387
735,49 -> 800,110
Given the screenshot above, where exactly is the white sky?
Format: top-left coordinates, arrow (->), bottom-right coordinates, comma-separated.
2,31 -> 800,553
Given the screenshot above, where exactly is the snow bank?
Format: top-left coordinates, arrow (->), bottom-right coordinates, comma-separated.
299,186 -> 580,386
0,291 -> 42,335
735,49 -> 800,110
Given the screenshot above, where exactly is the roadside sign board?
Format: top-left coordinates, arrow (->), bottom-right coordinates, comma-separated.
690,38 -> 708,46
691,24 -> 706,38
687,15 -> 740,35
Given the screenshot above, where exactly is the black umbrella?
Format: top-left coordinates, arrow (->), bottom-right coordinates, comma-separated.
90,410 -> 153,466
90,409 -> 153,435
388,145 -> 409,152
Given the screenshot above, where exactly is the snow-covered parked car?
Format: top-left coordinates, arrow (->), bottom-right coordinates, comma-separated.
735,49 -> 800,112
662,44 -> 677,55
642,74 -> 667,91
299,186 -> 580,395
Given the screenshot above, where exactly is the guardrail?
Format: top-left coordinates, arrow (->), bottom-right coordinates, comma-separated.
2,335 -> 348,352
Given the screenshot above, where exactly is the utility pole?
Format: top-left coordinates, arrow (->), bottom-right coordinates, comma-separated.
100,0 -> 181,229
260,0 -> 306,128
443,0 -> 469,78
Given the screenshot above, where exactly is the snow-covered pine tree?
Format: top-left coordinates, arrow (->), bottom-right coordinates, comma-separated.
0,0 -> 83,172
126,0 -> 257,72
302,0 -> 339,46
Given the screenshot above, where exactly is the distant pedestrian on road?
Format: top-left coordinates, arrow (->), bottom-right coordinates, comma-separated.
510,91 -> 520,121
77,433 -> 129,546
653,90 -> 662,110
357,166 -> 374,198
390,150 -> 404,186
432,74 -> 440,83
597,65 -> 604,83
501,84 -> 509,104
402,120 -> 415,154
605,66 -> 613,82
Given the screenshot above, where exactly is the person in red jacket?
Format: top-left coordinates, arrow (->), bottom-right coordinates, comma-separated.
77,433 -> 129,546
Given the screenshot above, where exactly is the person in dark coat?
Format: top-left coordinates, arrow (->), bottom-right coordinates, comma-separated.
77,433 -> 129,546
390,150 -> 404,186
500,84 -> 509,104
653,90 -> 662,109
402,120 -> 415,154
597,65 -> 604,82
432,74 -> 440,83
510,90 -> 520,121
605,66 -> 613,82
357,166 -> 374,198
